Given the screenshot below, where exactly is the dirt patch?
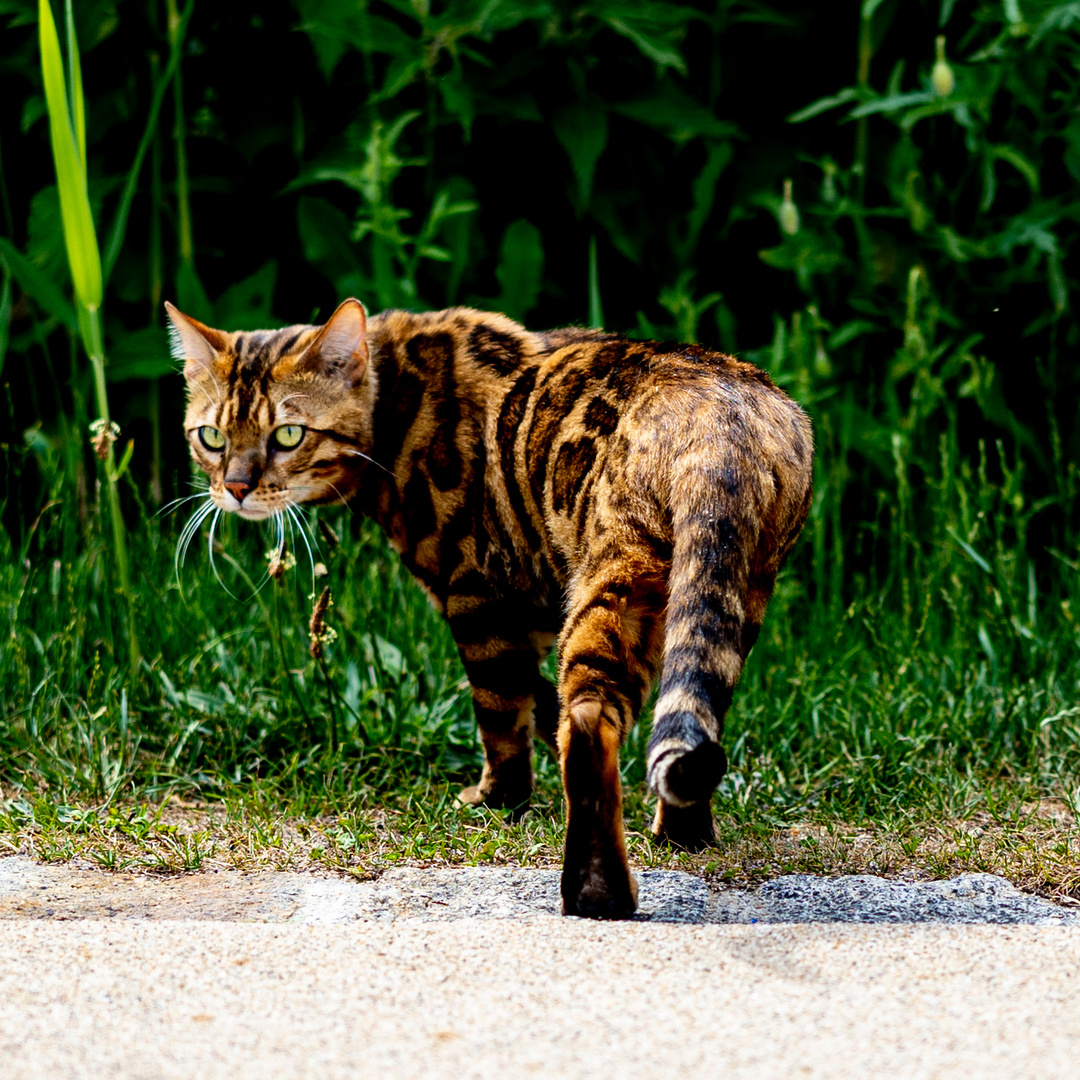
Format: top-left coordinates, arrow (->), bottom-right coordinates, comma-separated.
0,858 -> 305,920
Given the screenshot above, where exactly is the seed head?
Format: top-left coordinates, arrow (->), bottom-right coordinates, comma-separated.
309,586 -> 335,659
779,179 -> 800,236
932,36 -> 955,97
89,419 -> 120,462
266,547 -> 296,580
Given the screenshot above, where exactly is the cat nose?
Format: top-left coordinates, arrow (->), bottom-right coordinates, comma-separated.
224,480 -> 251,502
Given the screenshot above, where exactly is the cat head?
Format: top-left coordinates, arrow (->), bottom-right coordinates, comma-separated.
167,298 -> 374,522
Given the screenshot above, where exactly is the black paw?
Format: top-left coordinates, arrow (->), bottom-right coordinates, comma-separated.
652,799 -> 716,852
561,867 -> 639,919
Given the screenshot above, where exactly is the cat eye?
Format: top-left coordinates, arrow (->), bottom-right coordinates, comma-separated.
272,425 -> 305,450
198,426 -> 225,451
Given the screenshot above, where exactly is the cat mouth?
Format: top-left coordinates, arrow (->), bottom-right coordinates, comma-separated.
213,492 -> 275,521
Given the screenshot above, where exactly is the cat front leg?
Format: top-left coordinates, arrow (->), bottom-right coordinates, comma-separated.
453,633 -> 557,812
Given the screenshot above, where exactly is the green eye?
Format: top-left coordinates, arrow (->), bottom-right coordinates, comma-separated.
199,426 -> 225,450
273,425 -> 305,450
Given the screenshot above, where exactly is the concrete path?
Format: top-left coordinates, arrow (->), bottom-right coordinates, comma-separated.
2,857 -> 1079,1078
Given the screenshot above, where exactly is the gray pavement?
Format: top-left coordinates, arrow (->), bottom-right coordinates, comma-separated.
2,857 -> 1079,1077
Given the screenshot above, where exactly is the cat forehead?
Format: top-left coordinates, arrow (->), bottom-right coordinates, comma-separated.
174,323 -> 320,379
227,325 -> 321,370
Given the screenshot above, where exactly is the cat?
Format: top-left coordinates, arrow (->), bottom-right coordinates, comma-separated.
166,297 -> 813,918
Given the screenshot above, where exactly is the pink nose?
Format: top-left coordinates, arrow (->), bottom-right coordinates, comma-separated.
224,481 -> 250,502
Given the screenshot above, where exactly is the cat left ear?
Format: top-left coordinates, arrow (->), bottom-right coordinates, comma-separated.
165,301 -> 228,380
297,298 -> 369,386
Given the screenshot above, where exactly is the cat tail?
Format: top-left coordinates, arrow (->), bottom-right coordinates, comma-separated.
645,454 -> 760,808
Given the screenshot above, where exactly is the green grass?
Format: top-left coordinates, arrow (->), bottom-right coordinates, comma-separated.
2,435 -> 1079,899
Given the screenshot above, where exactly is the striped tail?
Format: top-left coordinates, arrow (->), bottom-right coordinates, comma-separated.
646,457 -> 758,807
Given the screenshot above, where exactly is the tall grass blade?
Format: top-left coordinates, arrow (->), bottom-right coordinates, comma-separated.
588,235 -> 603,329
63,0 -> 85,173
38,0 -> 101,313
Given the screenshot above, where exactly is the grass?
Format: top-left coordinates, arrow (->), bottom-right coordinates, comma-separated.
2,438 -> 1079,901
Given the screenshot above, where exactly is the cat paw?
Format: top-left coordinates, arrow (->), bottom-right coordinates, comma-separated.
455,781 -> 531,812
651,798 -> 716,852
457,748 -> 534,812
561,864 -> 638,919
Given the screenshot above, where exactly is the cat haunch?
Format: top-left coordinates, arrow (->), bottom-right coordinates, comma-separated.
169,297 -> 813,919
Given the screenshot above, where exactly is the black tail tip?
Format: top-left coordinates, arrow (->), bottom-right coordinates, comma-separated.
648,735 -> 728,807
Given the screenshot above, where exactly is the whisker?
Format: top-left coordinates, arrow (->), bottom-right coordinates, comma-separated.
324,480 -> 353,512
345,449 -> 394,476
286,503 -> 318,582
177,500 -> 214,566
184,358 -> 223,406
207,508 -> 242,600
174,500 -> 216,587
158,491 -> 211,518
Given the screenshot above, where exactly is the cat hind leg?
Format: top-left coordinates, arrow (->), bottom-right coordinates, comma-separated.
558,558 -> 666,918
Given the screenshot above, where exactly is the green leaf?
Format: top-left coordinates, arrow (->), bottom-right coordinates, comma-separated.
0,234 -> 76,328
175,261 -> 212,320
553,103 -> 608,211
990,145 -> 1040,195
63,0 -> 84,172
495,219 -> 544,322
216,261 -> 278,328
603,15 -> 687,74
105,325 -> 172,382
848,90 -> 934,118
38,0 -> 102,312
0,271 -> 11,380
787,88 -> 859,124
613,82 -> 735,145
112,437 -> 134,480
297,196 -> 362,285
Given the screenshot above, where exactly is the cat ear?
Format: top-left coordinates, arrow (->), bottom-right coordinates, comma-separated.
297,298 -> 369,385
165,302 -> 227,379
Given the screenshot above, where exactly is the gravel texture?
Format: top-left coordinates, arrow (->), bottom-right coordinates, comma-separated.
2,856 -> 1078,924
4,857 -> 1080,1078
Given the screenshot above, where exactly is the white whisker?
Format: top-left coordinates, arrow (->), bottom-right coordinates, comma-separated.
158,491 -> 211,518
345,449 -> 393,476
324,480 -> 353,512
285,503 -> 318,581
174,499 -> 216,587
184,358 -> 223,405
207,508 -> 241,600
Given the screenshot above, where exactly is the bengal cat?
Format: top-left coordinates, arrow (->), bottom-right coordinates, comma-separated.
167,297 -> 813,918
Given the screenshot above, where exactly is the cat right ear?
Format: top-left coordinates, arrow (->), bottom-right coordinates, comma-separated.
165,301 -> 227,379
297,298 -> 369,386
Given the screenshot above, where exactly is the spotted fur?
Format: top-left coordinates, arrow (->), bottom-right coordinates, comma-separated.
168,298 -> 813,918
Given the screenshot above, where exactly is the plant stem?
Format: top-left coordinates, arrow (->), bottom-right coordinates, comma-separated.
166,0 -> 194,269
84,304 -> 138,675
588,235 -> 603,329
149,80 -> 164,505
854,5 -> 872,205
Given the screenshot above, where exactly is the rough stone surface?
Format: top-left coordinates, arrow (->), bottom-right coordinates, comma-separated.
1,855 -> 1077,924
